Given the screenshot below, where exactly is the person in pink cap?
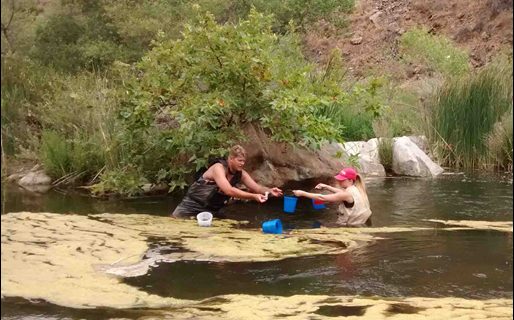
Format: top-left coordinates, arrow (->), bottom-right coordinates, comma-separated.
293,167 -> 372,226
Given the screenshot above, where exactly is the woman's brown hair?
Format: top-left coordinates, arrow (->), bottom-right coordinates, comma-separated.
354,174 -> 370,207
229,145 -> 247,158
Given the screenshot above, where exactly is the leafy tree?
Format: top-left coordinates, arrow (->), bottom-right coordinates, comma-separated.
32,14 -> 85,72
227,0 -> 354,32
114,9 -> 377,191
31,0 -> 125,72
1,0 -> 41,55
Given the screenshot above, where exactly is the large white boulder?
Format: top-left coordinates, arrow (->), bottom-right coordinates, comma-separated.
18,170 -> 52,186
342,139 -> 386,177
392,136 -> 444,177
359,138 -> 387,176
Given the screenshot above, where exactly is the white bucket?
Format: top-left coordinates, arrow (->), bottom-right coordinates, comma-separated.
196,211 -> 213,227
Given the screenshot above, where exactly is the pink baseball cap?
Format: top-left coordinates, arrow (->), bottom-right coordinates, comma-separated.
334,167 -> 358,181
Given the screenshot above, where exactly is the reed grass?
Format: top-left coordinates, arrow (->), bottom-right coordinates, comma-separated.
486,110 -> 513,171
428,57 -> 513,169
315,103 -> 375,141
378,137 -> 394,172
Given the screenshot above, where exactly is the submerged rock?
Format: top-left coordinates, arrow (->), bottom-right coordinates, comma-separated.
17,170 -> 52,186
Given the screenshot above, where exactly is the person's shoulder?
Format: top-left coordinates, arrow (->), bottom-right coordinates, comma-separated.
348,185 -> 359,192
211,162 -> 225,171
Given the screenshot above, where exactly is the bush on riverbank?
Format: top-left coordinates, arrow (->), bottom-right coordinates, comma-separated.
98,9 -> 385,194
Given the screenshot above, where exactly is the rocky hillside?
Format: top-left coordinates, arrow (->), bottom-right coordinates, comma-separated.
304,0 -> 513,77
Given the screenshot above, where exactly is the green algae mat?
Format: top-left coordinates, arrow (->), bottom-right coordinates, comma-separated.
1,212 -> 512,319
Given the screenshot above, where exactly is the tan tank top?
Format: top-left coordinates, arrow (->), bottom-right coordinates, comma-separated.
337,185 -> 372,226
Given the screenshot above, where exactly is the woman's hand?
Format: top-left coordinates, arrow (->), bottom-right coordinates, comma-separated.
254,193 -> 268,203
270,187 -> 283,197
292,190 -> 305,197
315,183 -> 327,190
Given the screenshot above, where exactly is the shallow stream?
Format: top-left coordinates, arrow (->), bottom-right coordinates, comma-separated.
1,172 -> 512,319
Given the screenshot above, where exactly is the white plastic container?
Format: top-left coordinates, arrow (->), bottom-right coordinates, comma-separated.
196,211 -> 213,227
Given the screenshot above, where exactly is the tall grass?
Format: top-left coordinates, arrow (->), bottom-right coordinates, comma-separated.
315,103 -> 375,141
1,54 -> 56,157
315,75 -> 386,141
37,71 -> 125,183
378,137 -> 394,172
2,53 -> 126,183
486,110 -> 513,171
427,57 -> 513,170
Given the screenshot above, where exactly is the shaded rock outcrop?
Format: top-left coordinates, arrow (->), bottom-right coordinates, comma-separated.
242,124 -> 442,185
242,125 -> 343,186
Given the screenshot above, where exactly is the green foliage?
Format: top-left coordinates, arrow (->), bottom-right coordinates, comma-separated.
400,27 -> 470,77
315,103 -> 374,141
89,166 -> 148,197
36,71 -> 126,182
371,87 -> 423,138
486,110 -> 513,171
31,1 -> 125,72
1,0 -> 42,55
40,130 -> 73,178
427,56 -> 513,169
346,153 -> 361,169
118,9 -> 379,190
27,0 -> 355,74
32,14 -> 85,72
315,76 -> 387,141
1,54 -> 57,157
40,130 -> 107,181
1,51 -> 125,183
221,0 -> 354,32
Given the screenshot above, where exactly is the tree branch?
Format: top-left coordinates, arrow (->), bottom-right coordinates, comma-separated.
1,0 -> 16,54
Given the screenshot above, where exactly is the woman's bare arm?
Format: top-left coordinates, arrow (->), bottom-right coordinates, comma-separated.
209,164 -> 264,202
293,189 -> 352,203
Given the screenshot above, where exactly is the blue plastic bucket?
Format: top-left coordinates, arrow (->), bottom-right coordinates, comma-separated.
312,199 -> 326,210
262,219 -> 283,234
283,196 -> 298,213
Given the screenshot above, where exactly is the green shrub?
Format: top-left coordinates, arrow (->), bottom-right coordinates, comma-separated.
116,9 -> 383,191
1,55 -> 57,156
40,131 -> 107,182
32,14 -> 86,72
400,27 -> 469,77
31,2 -> 127,72
40,130 -> 73,178
89,167 -> 148,198
226,0 -> 355,32
315,75 -> 386,141
315,103 -> 375,141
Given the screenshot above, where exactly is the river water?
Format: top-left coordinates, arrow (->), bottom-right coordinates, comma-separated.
1,172 -> 512,319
